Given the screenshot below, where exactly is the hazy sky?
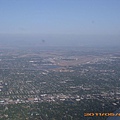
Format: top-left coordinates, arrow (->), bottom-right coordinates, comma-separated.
0,0 -> 120,46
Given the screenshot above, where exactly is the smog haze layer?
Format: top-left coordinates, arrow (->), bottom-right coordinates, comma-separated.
0,0 -> 120,47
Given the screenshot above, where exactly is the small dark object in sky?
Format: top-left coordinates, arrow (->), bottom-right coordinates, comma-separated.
42,39 -> 45,43
92,20 -> 95,24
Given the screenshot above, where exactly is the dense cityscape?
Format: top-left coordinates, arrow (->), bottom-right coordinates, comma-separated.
0,0 -> 120,120
0,47 -> 120,120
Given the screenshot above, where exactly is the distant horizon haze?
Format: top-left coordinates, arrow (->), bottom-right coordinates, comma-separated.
0,0 -> 120,47
0,33 -> 120,47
